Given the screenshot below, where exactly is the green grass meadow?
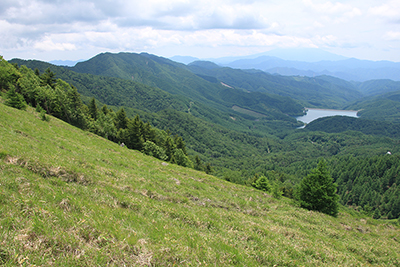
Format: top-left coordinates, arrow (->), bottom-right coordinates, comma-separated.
0,103 -> 399,266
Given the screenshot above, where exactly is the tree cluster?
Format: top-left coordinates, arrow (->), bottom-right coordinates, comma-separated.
331,154 -> 400,219
87,98 -> 192,167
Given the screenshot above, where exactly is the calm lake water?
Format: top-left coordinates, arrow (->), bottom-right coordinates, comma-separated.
295,108 -> 359,124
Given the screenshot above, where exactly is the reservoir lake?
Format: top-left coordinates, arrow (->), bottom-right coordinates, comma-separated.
295,108 -> 359,124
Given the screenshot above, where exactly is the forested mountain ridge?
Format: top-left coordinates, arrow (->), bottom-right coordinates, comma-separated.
187,61 -> 363,109
70,52 -> 305,116
67,51 -> 400,123
13,52 -> 400,122
10,55 -> 304,132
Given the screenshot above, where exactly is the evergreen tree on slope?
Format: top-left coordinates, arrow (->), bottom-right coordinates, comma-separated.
298,159 -> 339,217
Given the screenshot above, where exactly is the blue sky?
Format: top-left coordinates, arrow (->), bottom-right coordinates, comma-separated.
1,0 -> 400,62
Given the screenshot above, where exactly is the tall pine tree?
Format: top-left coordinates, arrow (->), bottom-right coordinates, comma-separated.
88,97 -> 99,121
115,108 -> 128,129
298,159 -> 339,217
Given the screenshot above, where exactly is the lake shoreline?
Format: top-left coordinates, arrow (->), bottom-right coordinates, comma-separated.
296,108 -> 360,124
305,107 -> 360,112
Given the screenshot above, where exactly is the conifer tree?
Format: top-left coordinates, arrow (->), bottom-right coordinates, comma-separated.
298,159 -> 339,217
125,116 -> 144,150
88,97 -> 99,121
205,163 -> 213,174
142,122 -> 156,143
5,87 -> 27,110
174,135 -> 187,155
252,175 -> 271,192
40,68 -> 56,89
194,155 -> 204,171
0,56 -> 21,90
164,135 -> 176,162
115,108 -> 128,129
101,105 -> 109,115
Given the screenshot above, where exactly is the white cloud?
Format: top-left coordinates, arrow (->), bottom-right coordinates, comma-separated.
1,0 -> 400,61
302,0 -> 363,25
303,0 -> 351,14
2,1 -> 103,25
34,37 -> 76,51
345,7 -> 362,18
369,1 -> 400,20
384,31 -> 400,41
36,42 -> 76,52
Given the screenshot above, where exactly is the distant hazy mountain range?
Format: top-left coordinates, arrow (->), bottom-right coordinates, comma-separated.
223,56 -> 400,82
49,48 -> 400,81
170,48 -> 400,82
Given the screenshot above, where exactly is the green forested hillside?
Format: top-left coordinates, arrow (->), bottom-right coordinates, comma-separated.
1,94 -> 400,266
68,52 -> 304,116
8,58 -> 190,113
355,79 -> 400,96
187,61 -> 363,109
305,116 -> 400,139
347,91 -> 400,123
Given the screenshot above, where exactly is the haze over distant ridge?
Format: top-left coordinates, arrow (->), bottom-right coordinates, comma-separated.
170,48 -> 400,82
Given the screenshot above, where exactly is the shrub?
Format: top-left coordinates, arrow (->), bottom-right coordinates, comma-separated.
174,148 -> 193,168
252,176 -> 271,192
40,110 -> 50,122
142,141 -> 168,161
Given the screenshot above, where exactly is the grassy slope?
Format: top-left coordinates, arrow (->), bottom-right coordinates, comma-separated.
0,102 -> 399,266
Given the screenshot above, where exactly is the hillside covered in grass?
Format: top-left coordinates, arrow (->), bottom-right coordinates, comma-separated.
1,93 -> 400,266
